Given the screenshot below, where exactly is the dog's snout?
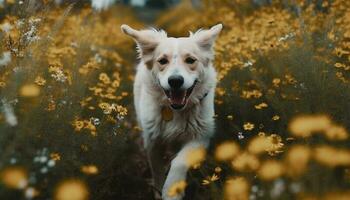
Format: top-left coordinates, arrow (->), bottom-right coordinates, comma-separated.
168,75 -> 184,89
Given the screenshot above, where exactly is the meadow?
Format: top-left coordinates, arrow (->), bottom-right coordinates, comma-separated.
0,0 -> 349,200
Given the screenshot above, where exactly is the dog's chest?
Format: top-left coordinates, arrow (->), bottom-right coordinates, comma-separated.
157,106 -> 212,140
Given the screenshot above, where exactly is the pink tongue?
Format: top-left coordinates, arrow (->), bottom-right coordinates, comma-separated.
171,91 -> 185,105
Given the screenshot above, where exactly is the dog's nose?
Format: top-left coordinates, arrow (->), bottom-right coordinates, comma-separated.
168,75 -> 184,89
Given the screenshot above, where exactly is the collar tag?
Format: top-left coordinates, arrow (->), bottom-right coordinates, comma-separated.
162,106 -> 173,121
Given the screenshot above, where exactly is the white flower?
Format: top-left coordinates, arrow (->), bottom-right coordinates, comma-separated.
278,32 -> 295,42
25,187 -> 36,199
1,99 -> 18,126
23,20 -> 41,43
1,22 -> 12,32
0,51 -> 11,66
243,60 -> 253,68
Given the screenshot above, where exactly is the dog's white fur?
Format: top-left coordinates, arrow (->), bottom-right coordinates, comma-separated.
121,24 -> 222,200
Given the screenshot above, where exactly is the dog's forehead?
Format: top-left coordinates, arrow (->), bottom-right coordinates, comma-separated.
156,37 -> 197,55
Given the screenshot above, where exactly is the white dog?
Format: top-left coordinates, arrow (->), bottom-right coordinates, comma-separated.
121,23 -> 222,200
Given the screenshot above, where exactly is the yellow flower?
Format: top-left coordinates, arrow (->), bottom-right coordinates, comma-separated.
232,152 -> 260,172
81,165 -> 98,175
254,102 -> 268,109
201,179 -> 210,185
35,76 -> 46,86
84,121 -> 97,136
285,74 -> 297,84
248,136 -> 270,155
241,90 -> 262,99
334,62 -> 345,68
214,166 -> 222,173
81,144 -> 89,152
49,66 -> 61,73
216,87 -> 226,96
248,134 -> 283,156
167,180 -> 187,198
215,141 -> 240,161
285,145 -> 311,177
202,174 -> 219,185
324,125 -> 348,141
73,119 -> 84,131
210,174 -> 219,182
19,84 -> 40,97
111,80 -> 120,88
272,78 -> 281,87
258,132 -> 266,136
47,101 -> 56,111
0,81 -> 6,88
55,179 -> 89,200
321,1 -> 329,7
243,122 -> 255,131
266,134 -> 284,156
224,177 -> 249,200
98,102 -> 112,114
258,160 -> 284,181
272,115 -> 280,121
114,105 -> 128,116
0,167 -> 27,189
50,153 -> 61,161
314,146 -> 350,167
289,114 -> 332,137
289,115 -> 349,141
99,73 -> 111,84
80,97 -> 92,107
186,146 -> 206,168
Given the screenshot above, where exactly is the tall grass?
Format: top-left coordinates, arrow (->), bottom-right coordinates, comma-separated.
0,0 -> 350,199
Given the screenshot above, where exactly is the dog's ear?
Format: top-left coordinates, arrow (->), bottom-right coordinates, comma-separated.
192,23 -> 223,51
121,24 -> 166,66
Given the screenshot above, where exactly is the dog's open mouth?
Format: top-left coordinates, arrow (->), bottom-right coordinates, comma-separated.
164,81 -> 197,110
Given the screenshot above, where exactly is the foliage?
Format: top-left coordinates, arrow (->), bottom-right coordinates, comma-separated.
0,0 -> 350,200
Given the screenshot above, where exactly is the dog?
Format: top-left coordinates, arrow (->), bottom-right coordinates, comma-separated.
121,23 -> 222,200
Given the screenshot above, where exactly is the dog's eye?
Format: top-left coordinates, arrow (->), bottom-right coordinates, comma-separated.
185,57 -> 196,64
158,58 -> 169,65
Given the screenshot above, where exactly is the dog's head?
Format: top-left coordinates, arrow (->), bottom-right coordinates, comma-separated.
121,24 -> 222,110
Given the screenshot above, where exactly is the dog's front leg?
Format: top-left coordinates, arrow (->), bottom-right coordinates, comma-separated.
162,138 -> 209,200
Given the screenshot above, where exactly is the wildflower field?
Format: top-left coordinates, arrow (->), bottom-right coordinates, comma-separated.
0,0 -> 350,200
